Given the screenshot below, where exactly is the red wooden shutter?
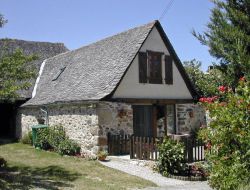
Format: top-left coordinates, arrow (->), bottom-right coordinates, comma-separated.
165,55 -> 173,84
138,52 -> 147,83
148,51 -> 163,84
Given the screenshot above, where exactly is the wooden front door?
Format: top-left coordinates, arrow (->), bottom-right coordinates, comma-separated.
133,105 -> 153,137
133,104 -> 176,137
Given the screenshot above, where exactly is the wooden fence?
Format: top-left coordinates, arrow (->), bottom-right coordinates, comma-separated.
107,133 -> 130,155
130,136 -> 163,160
182,138 -> 205,163
107,134 -> 206,162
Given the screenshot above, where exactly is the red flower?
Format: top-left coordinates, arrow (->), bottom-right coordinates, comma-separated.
239,76 -> 246,81
199,96 -> 217,103
205,142 -> 212,150
218,86 -> 227,92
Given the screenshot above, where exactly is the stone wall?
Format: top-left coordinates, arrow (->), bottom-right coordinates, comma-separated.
176,104 -> 206,135
97,102 -> 133,149
17,103 -> 99,156
17,101 -> 133,156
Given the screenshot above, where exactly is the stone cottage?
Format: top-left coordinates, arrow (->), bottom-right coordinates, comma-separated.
18,20 -> 206,156
0,39 -> 68,138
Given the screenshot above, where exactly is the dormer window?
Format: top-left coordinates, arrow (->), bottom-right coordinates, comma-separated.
138,51 -> 173,85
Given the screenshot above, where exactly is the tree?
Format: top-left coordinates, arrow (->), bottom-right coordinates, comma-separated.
183,59 -> 226,97
0,14 -> 7,28
193,0 -> 250,89
0,14 -> 37,101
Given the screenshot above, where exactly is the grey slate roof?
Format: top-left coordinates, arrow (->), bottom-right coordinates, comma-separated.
0,39 -> 68,98
24,20 -> 198,106
24,21 -> 156,106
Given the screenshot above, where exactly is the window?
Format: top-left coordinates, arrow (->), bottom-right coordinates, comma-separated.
52,66 -> 66,81
166,104 -> 176,134
138,51 -> 173,84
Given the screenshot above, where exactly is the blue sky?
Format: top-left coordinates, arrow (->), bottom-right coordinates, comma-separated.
0,0 -> 215,71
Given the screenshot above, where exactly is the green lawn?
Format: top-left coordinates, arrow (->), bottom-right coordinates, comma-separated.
0,143 -> 156,190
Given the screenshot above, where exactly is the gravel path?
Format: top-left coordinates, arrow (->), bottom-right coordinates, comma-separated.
100,156 -> 212,190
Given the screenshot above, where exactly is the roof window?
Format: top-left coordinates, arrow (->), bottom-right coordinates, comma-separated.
52,66 -> 66,81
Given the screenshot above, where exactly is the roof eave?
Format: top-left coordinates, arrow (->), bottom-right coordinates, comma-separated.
21,99 -> 100,108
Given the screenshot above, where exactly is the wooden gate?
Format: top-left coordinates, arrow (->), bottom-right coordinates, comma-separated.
107,133 -> 130,155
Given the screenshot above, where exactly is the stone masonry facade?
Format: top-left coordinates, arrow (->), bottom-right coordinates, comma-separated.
97,102 -> 133,150
17,102 -> 205,156
176,104 -> 206,135
17,101 -> 133,156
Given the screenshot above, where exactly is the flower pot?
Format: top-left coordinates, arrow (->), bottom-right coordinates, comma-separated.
98,155 -> 106,161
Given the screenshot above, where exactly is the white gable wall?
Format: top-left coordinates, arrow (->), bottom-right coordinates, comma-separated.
113,27 -> 192,99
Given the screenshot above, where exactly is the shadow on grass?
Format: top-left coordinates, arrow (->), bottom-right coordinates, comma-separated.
0,165 -> 81,190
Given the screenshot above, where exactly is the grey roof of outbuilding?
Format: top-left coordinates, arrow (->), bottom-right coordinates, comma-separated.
24,20 -> 198,106
0,39 -> 68,99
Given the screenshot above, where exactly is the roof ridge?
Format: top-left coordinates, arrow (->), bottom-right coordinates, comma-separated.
0,38 -> 66,46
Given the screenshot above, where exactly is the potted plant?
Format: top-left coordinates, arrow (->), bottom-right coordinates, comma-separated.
97,150 -> 108,161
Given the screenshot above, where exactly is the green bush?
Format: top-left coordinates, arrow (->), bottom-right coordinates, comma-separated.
48,125 -> 66,150
35,125 -> 80,156
157,137 -> 187,176
35,127 -> 52,150
190,161 -> 211,178
57,139 -> 80,156
20,131 -> 33,145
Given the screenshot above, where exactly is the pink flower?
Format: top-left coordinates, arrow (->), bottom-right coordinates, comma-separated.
199,97 -> 205,102
218,86 -> 227,92
212,96 -> 218,100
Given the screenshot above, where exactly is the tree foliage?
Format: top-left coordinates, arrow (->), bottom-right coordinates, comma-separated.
183,59 -> 226,97
199,79 -> 250,189
0,49 -> 37,101
193,0 -> 250,88
0,14 -> 7,28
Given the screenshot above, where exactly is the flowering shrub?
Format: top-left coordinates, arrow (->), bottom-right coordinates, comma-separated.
157,137 -> 187,176
190,161 -> 210,178
199,79 -> 250,189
